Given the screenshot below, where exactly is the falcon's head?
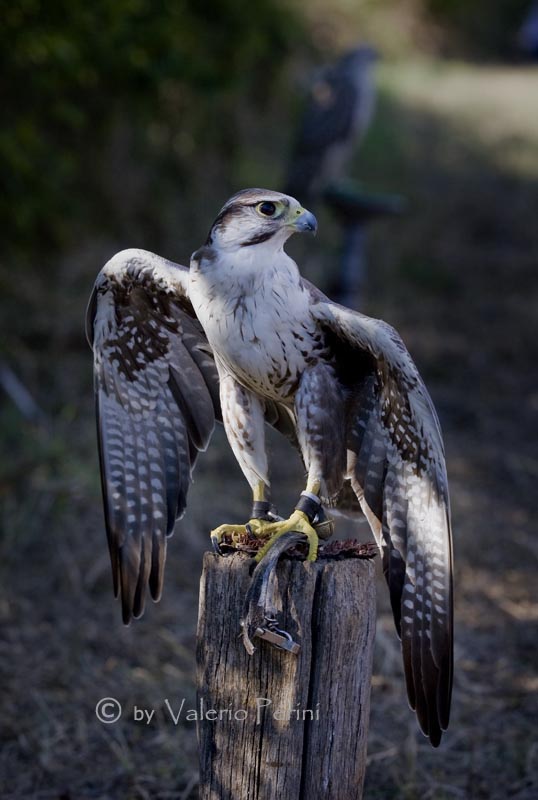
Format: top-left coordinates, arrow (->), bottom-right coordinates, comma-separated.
339,44 -> 379,74
205,188 -> 317,251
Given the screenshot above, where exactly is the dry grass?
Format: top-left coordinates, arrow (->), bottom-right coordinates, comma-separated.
1,60 -> 537,798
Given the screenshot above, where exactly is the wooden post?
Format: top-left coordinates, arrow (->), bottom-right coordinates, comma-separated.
196,552 -> 376,800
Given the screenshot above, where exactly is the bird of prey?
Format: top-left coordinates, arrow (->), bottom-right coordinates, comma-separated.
86,188 -> 453,746
284,45 -> 378,200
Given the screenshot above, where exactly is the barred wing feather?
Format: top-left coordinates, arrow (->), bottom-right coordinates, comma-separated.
312,301 -> 453,746
86,249 -> 220,624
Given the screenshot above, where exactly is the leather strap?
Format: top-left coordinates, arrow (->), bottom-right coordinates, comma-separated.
294,492 -> 322,523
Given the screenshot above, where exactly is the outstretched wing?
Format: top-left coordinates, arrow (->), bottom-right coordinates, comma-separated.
86,249 -> 220,624
312,300 -> 453,747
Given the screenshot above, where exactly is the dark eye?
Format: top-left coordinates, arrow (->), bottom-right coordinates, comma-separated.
258,201 -> 277,217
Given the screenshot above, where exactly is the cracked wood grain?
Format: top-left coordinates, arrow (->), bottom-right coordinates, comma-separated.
196,552 -> 376,800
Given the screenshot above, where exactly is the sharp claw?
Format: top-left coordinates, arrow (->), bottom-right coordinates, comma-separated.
211,510 -> 325,562
251,510 -> 320,563
210,523 -> 249,554
211,533 -> 223,556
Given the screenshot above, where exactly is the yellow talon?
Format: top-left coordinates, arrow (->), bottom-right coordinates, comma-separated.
211,507 -> 322,562
303,526 -> 319,562
210,523 -> 248,553
252,510 -> 319,563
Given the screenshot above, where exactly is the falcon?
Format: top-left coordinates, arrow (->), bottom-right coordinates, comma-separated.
284,45 -> 378,200
86,188 -> 453,746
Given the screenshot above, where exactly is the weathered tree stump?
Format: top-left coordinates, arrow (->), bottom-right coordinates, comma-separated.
196,551 -> 376,800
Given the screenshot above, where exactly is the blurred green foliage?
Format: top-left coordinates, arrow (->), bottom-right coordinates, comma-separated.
2,0 -> 529,264
0,0 -> 304,260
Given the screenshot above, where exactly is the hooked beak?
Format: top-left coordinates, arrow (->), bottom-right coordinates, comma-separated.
289,208 -> 318,235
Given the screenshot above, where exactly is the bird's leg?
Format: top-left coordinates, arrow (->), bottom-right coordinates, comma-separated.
211,478 -> 328,560
210,476 -> 332,562
209,373 -> 335,560
250,362 -> 345,562
249,479 -> 323,563
245,361 -> 346,561
210,480 -> 278,552
210,377 -> 281,553
250,479 -> 282,522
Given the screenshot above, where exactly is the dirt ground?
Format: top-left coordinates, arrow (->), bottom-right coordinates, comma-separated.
1,61 -> 537,799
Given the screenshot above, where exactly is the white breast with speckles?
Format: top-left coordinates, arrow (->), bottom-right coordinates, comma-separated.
189,248 -> 319,400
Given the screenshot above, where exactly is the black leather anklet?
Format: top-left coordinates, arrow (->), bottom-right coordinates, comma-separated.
294,492 -> 322,524
251,500 -> 278,521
